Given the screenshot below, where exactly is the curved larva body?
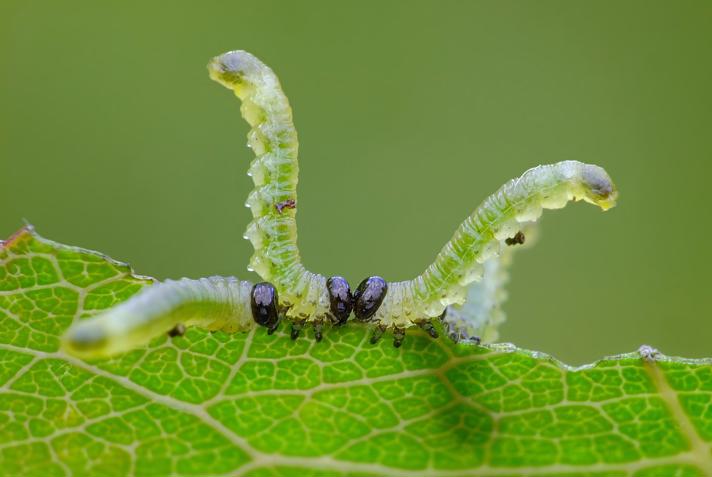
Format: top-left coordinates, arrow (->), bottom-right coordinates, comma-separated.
369,161 -> 618,330
62,277 -> 254,359
444,240 -> 518,343
446,253 -> 512,342
60,51 -> 620,357
208,51 -> 331,322
445,223 -> 537,343
208,51 -> 618,340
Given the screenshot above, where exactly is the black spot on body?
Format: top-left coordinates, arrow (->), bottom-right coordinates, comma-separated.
275,199 -> 296,213
505,231 -> 525,246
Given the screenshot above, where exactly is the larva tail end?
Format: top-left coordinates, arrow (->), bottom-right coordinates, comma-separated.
579,163 -> 618,211
208,50 -> 260,91
61,321 -> 112,361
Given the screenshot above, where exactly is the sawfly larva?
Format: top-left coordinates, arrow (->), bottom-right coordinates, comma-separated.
62,277 -> 282,359
208,50 -> 339,339
357,160 -> 617,343
443,223 -> 537,343
208,50 -> 618,346
60,50 -> 618,358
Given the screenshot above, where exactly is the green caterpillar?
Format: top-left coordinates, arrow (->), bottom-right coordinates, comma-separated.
61,50 -> 618,358
444,223 -> 537,343
362,160 -> 616,342
208,51 -> 334,329
63,277 -> 254,359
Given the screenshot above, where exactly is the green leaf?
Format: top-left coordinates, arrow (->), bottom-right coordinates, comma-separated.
2,226 -> 712,477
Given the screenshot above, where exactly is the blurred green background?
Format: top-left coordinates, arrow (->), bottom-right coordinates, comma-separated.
1,1 -> 710,364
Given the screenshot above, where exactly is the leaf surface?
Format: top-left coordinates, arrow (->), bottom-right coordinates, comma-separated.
1,227 -> 711,477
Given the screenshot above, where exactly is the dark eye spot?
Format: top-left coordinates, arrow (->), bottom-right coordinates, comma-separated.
326,276 -> 353,325
353,276 -> 388,321
251,282 -> 279,331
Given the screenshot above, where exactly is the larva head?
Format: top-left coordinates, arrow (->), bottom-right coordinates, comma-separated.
577,163 -> 619,211
353,276 -> 388,321
326,276 -> 353,325
250,282 -> 280,330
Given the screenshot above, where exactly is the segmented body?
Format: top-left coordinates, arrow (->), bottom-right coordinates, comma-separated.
209,51 -> 332,323
364,161 -> 617,333
61,50 -> 619,358
208,51 -> 618,343
63,276 -> 255,359
444,238 -> 518,343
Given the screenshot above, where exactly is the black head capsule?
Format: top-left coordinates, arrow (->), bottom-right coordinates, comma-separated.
250,282 -> 280,332
353,276 -> 388,321
326,276 -> 353,325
